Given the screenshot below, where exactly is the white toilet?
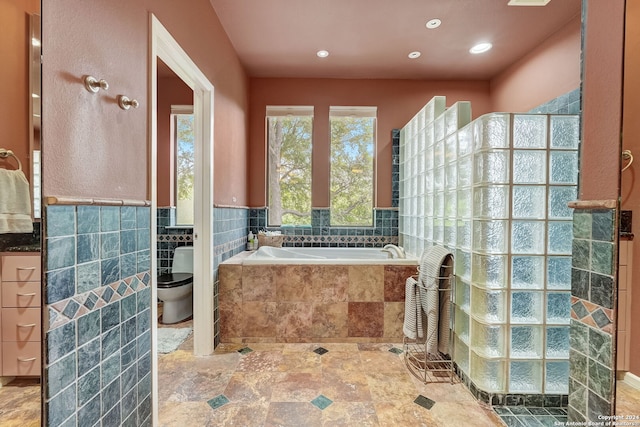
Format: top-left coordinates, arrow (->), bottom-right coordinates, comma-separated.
157,246 -> 193,324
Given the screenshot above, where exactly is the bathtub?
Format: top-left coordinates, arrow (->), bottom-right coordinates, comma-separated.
243,246 -> 418,265
219,246 -> 419,343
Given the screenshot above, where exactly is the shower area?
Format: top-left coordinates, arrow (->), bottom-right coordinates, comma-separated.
399,96 -> 579,403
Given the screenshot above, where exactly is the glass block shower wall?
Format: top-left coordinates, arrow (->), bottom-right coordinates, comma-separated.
399,97 -> 579,397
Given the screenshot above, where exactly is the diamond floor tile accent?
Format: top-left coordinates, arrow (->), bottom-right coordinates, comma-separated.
414,395 -> 435,410
207,394 -> 229,410
389,347 -> 403,355
311,395 -> 333,410
238,347 -> 253,355
313,347 -> 329,355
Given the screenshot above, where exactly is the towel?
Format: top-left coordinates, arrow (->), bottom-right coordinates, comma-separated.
403,276 -> 424,339
419,245 -> 453,355
0,169 -> 33,233
438,255 -> 454,354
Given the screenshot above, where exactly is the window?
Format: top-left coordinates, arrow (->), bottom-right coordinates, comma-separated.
172,106 -> 194,225
266,106 -> 313,226
330,106 -> 376,226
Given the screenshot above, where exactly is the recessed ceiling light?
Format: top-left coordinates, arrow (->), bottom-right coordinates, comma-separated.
508,0 -> 551,5
469,42 -> 492,54
426,19 -> 441,29
317,50 -> 329,58
408,51 -> 421,59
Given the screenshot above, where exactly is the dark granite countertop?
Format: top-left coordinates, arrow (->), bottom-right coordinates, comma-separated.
2,244 -> 41,252
0,223 -> 41,252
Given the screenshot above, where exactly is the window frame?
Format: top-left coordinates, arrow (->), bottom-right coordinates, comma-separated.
329,106 -> 377,227
171,105 -> 195,226
266,105 -> 315,227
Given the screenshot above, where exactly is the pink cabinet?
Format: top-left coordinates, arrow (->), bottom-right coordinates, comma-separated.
1,253 -> 41,377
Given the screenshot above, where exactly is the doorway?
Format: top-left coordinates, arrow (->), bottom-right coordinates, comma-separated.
150,13 -> 215,422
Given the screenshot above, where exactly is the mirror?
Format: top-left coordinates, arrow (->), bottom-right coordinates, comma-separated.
0,0 -> 42,424
30,12 -> 41,219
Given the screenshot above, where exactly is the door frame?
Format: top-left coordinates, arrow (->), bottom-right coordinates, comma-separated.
149,12 -> 215,422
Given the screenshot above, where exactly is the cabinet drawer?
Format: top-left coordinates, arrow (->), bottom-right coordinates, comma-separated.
2,308 -> 41,342
2,281 -> 41,308
2,341 -> 41,376
1,255 -> 41,282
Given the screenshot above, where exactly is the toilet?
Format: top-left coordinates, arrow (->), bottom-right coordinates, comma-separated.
157,246 -> 193,324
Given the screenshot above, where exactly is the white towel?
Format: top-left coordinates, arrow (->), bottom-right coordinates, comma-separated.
419,245 -> 453,355
0,169 -> 33,233
438,255 -> 454,355
403,277 -> 424,339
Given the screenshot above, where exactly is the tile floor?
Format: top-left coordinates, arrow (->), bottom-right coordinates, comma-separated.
157,320 -> 504,426
156,311 -> 640,426
493,406 -> 567,427
0,377 -> 40,427
616,380 -> 640,417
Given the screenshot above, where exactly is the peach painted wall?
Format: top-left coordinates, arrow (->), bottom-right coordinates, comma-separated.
0,0 -> 38,180
42,0 -> 249,205
490,15 -> 581,113
157,74 -> 193,207
621,0 -> 640,377
248,78 -> 492,208
579,0 -> 625,201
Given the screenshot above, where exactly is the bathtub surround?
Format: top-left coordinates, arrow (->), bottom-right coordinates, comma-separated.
219,251 -> 417,343
43,203 -> 152,426
248,207 -> 398,248
567,205 -> 617,422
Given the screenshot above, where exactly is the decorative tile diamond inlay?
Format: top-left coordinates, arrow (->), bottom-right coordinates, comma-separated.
62,299 -> 80,319
311,395 -> 333,410
389,347 -> 403,355
207,394 -> 229,410
101,286 -> 114,303
571,296 -> 614,333
414,395 -> 436,410
238,347 -> 253,355
313,347 -> 329,356
116,281 -> 128,296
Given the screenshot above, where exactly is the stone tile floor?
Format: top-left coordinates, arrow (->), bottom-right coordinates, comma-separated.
158,331 -> 505,426
494,406 -> 567,427
0,377 -> 40,427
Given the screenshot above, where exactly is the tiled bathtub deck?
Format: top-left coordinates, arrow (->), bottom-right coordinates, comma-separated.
158,338 -> 504,426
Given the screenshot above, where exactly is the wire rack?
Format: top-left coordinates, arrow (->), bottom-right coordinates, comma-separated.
403,264 -> 457,384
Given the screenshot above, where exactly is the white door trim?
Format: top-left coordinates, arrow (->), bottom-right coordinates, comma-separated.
150,13 -> 215,424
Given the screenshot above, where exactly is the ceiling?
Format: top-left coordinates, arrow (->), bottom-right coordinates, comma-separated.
208,0 -> 581,80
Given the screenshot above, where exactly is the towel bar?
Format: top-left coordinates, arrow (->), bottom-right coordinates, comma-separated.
0,148 -> 23,171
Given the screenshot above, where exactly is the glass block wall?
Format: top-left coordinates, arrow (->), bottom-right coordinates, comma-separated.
399,96 -> 579,397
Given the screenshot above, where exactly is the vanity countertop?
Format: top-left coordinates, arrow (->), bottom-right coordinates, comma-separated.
2,244 -> 41,252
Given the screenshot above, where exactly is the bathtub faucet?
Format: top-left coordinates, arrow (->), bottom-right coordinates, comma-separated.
381,244 -> 406,259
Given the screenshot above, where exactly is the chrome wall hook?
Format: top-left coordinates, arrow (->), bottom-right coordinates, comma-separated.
84,75 -> 109,93
117,95 -> 139,110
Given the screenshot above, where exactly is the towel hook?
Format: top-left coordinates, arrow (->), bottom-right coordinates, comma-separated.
84,75 -> 109,93
117,95 -> 139,110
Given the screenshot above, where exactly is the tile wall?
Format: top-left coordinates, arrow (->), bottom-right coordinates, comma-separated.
43,204 -> 152,426
155,206 -> 247,348
568,208 -> 617,422
156,207 -> 193,275
212,207 -> 250,348
528,88 -> 581,115
248,208 -> 398,247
